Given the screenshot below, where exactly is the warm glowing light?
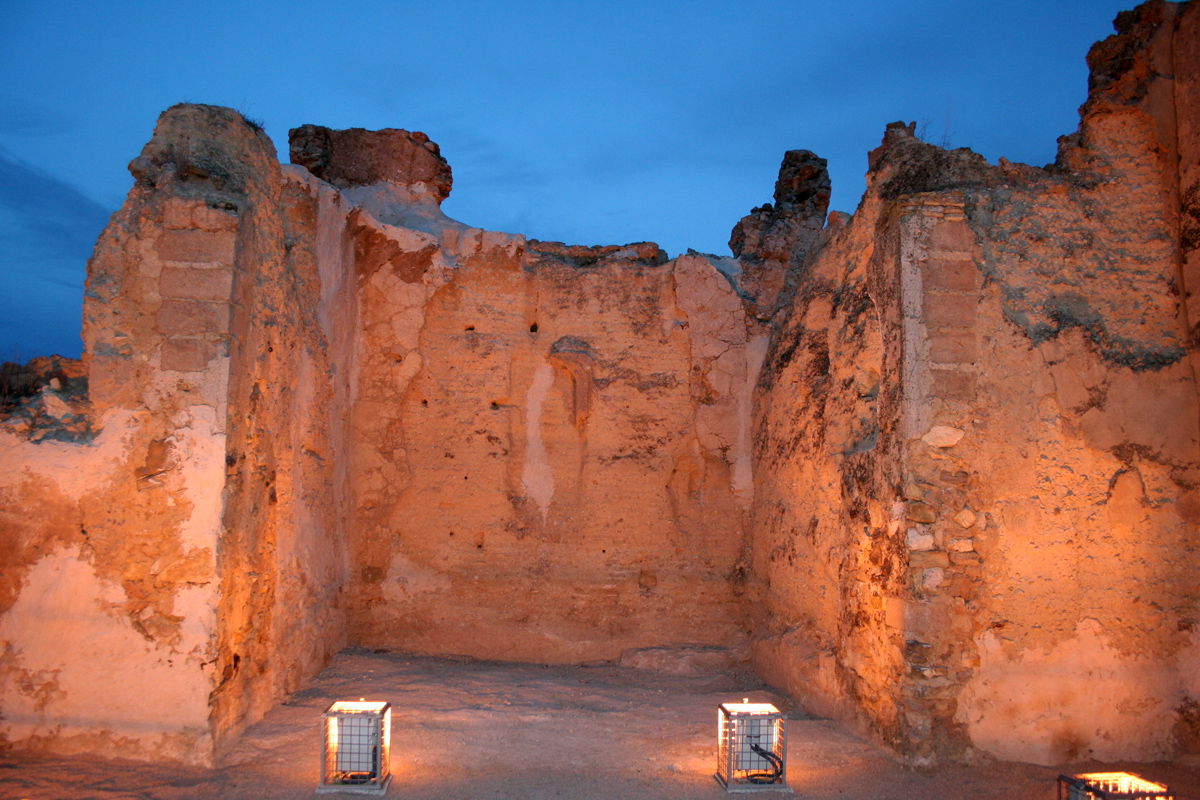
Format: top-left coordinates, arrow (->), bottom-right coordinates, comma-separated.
1058,771 -> 1173,800
715,699 -> 788,793
330,700 -> 390,713
319,700 -> 393,795
723,702 -> 782,715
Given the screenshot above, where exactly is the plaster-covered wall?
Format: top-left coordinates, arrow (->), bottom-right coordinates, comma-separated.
0,105 -> 352,764
747,0 -> 1200,765
0,411 -> 217,764
208,147 -> 355,748
747,187 -> 908,750
327,129 -> 769,662
943,1 -> 1199,764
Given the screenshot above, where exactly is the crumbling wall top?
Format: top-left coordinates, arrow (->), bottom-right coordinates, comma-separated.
289,124 -> 453,202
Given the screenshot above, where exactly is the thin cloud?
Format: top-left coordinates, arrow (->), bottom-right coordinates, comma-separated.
0,148 -> 112,266
0,149 -> 110,358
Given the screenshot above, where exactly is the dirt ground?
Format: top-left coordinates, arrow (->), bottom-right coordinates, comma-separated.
2,649 -> 1197,799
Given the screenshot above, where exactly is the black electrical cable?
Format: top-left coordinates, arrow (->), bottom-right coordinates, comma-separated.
744,741 -> 783,784
335,770 -> 377,785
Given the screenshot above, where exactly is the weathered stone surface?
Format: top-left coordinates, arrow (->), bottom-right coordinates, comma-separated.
729,150 -> 830,317
343,214 -> 759,663
160,337 -> 217,372
289,124 -> 452,201
922,425 -> 965,448
747,0 -> 1200,768
156,229 -> 236,265
4,104 -> 347,766
907,528 -> 936,551
159,266 -> 234,301
747,146 -> 908,750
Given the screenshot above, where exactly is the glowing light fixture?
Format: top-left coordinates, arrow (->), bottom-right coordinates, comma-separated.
715,698 -> 788,792
1057,772 -> 1174,800
318,700 -> 392,795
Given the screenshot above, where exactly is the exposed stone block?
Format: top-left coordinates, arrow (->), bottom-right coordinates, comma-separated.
163,198 -> 201,230
156,229 -> 236,265
157,298 -> 230,335
907,527 -> 936,550
162,198 -> 237,232
922,291 -> 977,329
928,332 -> 977,364
930,368 -> 976,398
911,550 -> 951,569
921,567 -> 945,589
921,425 -> 965,448
938,470 -> 970,485
906,501 -> 938,523
929,219 -> 975,254
923,257 -> 979,292
160,337 -> 218,372
193,205 -> 239,232
159,267 -> 234,301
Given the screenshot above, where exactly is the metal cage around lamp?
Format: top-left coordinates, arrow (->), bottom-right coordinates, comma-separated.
715,699 -> 789,792
1057,772 -> 1174,800
318,700 -> 392,795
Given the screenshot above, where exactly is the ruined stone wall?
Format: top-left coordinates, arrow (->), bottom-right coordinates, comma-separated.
0,107 -> 245,765
325,136 -> 766,661
4,0 -> 1198,770
942,2 -> 1200,763
749,0 -> 1200,765
207,141 -> 354,748
349,244 -> 763,663
0,105 -> 351,764
746,191 -> 908,748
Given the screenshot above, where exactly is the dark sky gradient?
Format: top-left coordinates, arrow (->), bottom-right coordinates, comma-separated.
0,0 -> 1133,360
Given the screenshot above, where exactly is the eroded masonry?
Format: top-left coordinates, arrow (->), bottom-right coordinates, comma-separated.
2,0 -> 1198,768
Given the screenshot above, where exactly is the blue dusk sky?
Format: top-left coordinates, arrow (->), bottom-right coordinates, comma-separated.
0,0 -> 1134,360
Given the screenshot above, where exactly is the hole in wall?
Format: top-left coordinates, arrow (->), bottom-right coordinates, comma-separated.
465,325 -> 475,331
529,322 -> 539,333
